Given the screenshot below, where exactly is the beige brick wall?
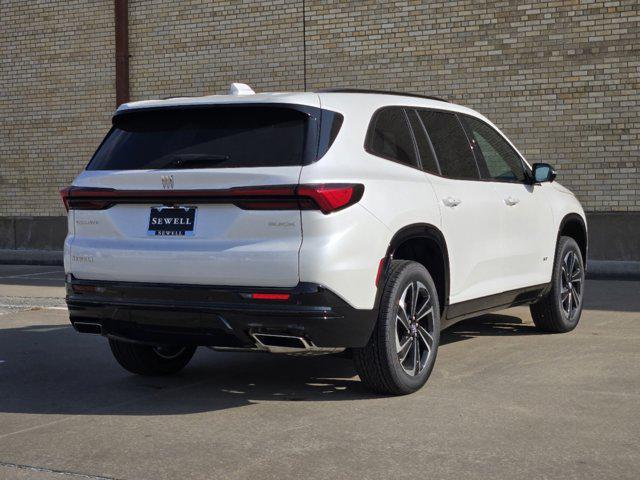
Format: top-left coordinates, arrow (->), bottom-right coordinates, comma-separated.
1,0 -> 638,217
128,0 -> 304,99
1,0 -> 114,217
302,0 -> 639,211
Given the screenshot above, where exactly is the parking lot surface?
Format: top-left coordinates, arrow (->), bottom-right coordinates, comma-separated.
0,265 -> 638,480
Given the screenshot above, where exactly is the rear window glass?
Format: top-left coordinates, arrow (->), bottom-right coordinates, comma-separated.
366,107 -> 419,168
88,106 -> 310,170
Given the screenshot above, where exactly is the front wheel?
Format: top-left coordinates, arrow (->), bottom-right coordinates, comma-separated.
530,236 -> 585,333
109,339 -> 196,376
354,260 -> 440,395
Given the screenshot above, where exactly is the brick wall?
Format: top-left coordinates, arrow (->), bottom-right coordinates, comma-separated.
128,0 -> 304,99
303,0 -> 639,212
1,0 -> 114,217
1,0 -> 638,222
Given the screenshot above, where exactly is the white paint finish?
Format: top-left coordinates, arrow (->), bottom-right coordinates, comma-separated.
492,181 -> 556,289
68,168 -> 306,287
547,183 -> 588,241
297,129 -> 440,307
70,231 -> 300,287
298,205 -> 390,310
117,92 -> 321,113
426,174 -> 506,303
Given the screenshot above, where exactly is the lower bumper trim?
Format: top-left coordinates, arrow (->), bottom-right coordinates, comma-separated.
66,278 -> 377,349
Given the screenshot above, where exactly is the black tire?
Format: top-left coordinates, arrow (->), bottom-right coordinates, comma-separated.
108,339 -> 196,376
530,236 -> 585,333
353,260 -> 440,395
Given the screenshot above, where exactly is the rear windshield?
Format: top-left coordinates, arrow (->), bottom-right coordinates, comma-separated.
87,106 -> 312,170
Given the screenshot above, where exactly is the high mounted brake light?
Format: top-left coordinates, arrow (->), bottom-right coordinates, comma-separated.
60,184 -> 364,214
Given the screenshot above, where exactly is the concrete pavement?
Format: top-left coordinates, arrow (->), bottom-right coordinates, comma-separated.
0,266 -> 638,479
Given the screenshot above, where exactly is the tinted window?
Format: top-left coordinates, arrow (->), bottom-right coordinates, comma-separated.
417,110 -> 479,179
318,110 -> 344,159
88,106 -> 310,170
465,116 -> 526,182
407,110 -> 440,175
367,107 -> 418,168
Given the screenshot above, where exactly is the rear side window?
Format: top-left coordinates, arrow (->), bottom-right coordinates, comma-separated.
88,106 -> 312,170
366,107 -> 419,168
417,110 -> 479,180
464,116 -> 526,182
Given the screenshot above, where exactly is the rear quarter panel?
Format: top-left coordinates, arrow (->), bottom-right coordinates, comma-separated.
298,94 -> 442,310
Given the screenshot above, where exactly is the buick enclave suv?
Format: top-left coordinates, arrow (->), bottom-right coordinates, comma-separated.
63,84 -> 587,394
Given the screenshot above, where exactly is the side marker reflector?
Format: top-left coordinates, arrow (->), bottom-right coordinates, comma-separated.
375,258 -> 386,287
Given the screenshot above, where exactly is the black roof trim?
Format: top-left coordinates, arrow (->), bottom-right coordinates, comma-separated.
316,88 -> 449,103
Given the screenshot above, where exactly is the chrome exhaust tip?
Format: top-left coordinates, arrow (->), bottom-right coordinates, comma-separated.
250,332 -> 343,355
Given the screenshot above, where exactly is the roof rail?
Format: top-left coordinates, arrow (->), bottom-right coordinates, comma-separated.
316,88 -> 449,103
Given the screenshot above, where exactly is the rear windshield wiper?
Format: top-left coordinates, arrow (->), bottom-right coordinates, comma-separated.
162,154 -> 231,169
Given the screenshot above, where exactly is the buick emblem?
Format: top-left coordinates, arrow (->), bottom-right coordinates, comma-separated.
161,175 -> 174,190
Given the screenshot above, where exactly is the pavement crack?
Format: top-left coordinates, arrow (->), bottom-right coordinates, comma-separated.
0,460 -> 124,480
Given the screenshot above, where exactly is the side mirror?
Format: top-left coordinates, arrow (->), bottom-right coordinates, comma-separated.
532,163 -> 556,183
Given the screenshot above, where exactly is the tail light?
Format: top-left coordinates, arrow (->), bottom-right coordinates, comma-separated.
60,183 -> 364,214
60,186 -> 117,211
60,186 -> 72,211
296,184 -> 364,214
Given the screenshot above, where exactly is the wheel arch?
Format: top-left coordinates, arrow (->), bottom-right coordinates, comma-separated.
379,223 -> 450,313
558,213 -> 588,267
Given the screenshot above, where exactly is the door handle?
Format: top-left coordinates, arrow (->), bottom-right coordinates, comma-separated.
504,196 -> 520,206
442,196 -> 461,208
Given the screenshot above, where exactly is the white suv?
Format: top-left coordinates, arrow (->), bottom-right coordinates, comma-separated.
62,85 -> 587,395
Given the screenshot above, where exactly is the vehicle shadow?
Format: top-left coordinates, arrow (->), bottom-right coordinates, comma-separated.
441,312 -> 541,346
0,277 -> 64,288
0,312 -> 541,420
0,323 -> 372,420
0,266 -> 65,289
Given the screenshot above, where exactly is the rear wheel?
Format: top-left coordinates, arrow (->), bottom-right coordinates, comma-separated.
109,339 -> 196,376
530,236 -> 585,333
354,260 -> 440,395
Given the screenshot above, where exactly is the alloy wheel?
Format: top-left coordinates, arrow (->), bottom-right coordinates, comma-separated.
560,250 -> 583,319
395,281 -> 435,376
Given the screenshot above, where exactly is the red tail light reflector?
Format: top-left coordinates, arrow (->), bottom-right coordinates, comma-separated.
71,284 -> 97,294
251,293 -> 291,300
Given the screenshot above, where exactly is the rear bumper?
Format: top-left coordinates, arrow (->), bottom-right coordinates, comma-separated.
65,277 -> 377,349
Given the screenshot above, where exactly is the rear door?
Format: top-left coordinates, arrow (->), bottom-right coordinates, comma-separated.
68,103 -> 319,287
408,109 -> 506,304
